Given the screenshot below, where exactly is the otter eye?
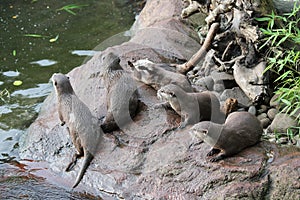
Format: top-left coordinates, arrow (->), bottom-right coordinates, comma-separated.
54,81 -> 57,86
170,92 -> 175,97
203,130 -> 208,135
66,76 -> 70,79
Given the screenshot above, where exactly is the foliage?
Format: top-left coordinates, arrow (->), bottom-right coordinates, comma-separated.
257,3 -> 300,124
56,4 -> 88,15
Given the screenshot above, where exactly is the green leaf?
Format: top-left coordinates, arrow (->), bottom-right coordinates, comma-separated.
49,34 -> 59,43
12,50 -> 16,56
277,34 -> 290,46
13,80 -> 23,86
56,4 -> 88,15
255,17 -> 271,22
24,34 -> 44,38
281,99 -> 292,106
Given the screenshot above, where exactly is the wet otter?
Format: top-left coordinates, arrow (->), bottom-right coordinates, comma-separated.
52,73 -> 102,188
190,111 -> 263,162
100,52 -> 139,132
157,84 -> 224,128
128,59 -> 193,92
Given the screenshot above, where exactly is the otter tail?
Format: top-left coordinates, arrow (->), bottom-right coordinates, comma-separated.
72,151 -> 94,188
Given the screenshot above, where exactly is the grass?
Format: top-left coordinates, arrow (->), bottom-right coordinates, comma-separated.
56,4 -> 88,15
256,2 -> 300,124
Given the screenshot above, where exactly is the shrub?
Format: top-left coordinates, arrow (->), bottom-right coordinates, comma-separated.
256,3 -> 300,124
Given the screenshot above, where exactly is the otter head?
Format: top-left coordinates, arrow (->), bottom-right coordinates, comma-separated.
157,84 -> 185,101
128,59 -> 157,85
191,121 -> 223,147
157,84 -> 178,102
101,52 -> 122,73
190,121 -> 210,140
52,73 -> 74,95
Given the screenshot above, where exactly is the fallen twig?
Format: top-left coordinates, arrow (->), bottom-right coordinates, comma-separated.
176,22 -> 220,74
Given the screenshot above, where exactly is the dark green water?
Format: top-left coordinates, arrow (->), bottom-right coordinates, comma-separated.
0,0 -> 138,198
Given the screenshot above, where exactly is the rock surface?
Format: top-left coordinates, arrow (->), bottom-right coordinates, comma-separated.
268,113 -> 299,133
19,0 -> 300,199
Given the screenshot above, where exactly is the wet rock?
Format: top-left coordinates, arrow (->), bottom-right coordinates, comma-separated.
210,71 -> 235,89
18,0 -> 300,199
268,146 -> 300,199
257,104 -> 268,115
268,113 -> 298,133
194,76 -> 214,91
257,113 -> 267,121
233,61 -> 267,102
213,82 -> 225,93
248,105 -> 256,116
267,108 -> 277,120
220,87 -> 252,107
269,94 -> 280,108
260,118 -> 271,128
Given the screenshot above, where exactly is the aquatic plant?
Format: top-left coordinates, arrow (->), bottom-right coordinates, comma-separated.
24,34 -> 59,43
56,4 -> 88,15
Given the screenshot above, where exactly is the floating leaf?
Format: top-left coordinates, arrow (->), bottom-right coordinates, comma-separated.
57,4 -> 88,15
12,15 -> 18,19
12,50 -> 16,56
24,34 -> 45,38
13,80 -> 23,86
49,34 -> 59,43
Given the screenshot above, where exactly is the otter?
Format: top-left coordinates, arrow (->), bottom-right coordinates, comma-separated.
52,73 -> 102,188
190,111 -> 263,162
128,59 -> 194,92
100,52 -> 139,133
156,84 -> 225,128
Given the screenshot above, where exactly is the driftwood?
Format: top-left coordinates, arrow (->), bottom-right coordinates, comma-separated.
176,22 -> 219,74
179,0 -> 271,102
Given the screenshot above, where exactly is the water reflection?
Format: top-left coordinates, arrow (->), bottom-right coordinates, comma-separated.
0,0 -> 137,198
71,50 -> 99,56
2,71 -> 20,77
30,59 -> 58,67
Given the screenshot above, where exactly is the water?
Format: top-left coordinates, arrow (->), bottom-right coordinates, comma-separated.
0,0 -> 138,198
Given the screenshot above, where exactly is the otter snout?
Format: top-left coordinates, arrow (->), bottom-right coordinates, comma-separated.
157,89 -> 175,101
190,127 -> 206,140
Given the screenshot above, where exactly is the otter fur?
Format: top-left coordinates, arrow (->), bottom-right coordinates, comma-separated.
190,111 -> 263,162
52,73 -> 102,188
157,84 -> 225,128
128,59 -> 193,92
100,52 -> 139,132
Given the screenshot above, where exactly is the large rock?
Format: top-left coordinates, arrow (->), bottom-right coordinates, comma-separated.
19,0 -> 300,199
268,113 -> 299,133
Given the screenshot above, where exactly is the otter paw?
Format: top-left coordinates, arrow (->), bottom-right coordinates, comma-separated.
153,102 -> 169,109
209,154 -> 225,162
207,148 -> 220,156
